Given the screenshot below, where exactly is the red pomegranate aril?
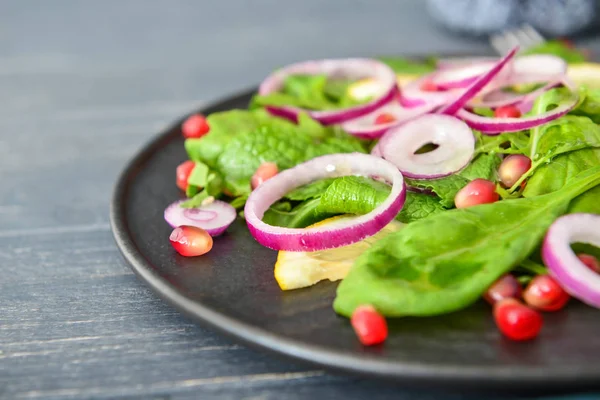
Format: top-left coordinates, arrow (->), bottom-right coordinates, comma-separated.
578,253 -> 600,273
523,274 -> 570,312
494,298 -> 543,341
374,113 -> 397,125
420,79 -> 438,92
169,225 -> 213,257
484,274 -> 521,305
176,160 -> 196,191
498,154 -> 532,188
182,114 -> 210,139
454,179 -> 499,208
351,305 -> 388,346
251,162 -> 279,190
494,105 -> 522,118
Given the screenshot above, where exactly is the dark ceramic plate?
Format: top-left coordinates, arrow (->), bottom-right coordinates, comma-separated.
111,89 -> 600,391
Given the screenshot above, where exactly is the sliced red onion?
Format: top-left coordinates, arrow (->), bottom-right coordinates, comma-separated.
469,78 -> 562,109
456,91 -> 578,134
244,153 -> 406,252
379,114 -> 475,179
340,98 -> 440,139
439,47 -> 518,116
399,74 -> 462,108
433,61 -> 501,90
258,59 -> 398,125
543,213 -> 600,308
436,56 -> 498,70
165,200 -> 236,237
512,54 -> 567,78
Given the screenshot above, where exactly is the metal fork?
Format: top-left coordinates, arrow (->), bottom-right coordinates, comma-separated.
490,24 -> 546,55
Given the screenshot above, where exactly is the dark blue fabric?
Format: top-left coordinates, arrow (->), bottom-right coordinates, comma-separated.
427,0 -> 599,37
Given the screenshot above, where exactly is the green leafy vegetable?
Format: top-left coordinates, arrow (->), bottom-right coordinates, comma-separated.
314,176 -> 444,224
571,86 -> 600,124
251,74 -> 365,111
185,109 -> 295,168
512,115 -> 600,192
216,124 -> 366,197
334,167 -> 600,317
405,154 -> 500,208
262,198 -> 331,228
186,161 -> 210,188
377,56 -> 437,75
284,178 -> 337,201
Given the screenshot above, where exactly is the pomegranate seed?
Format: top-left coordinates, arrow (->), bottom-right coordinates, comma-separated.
182,114 -> 210,139
494,298 -> 543,341
176,160 -> 196,191
169,226 -> 213,257
374,113 -> 396,125
484,274 -> 521,305
420,79 -> 438,92
454,179 -> 499,208
251,162 -> 278,190
351,305 -> 388,346
578,253 -> 600,273
494,105 -> 521,119
498,154 -> 532,188
523,274 -> 570,312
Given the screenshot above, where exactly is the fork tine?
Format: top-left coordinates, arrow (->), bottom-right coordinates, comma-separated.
520,24 -> 545,46
490,34 -> 510,55
513,28 -> 537,49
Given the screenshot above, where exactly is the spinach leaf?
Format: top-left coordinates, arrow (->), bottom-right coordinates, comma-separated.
262,198 -> 332,228
377,56 -> 437,75
474,131 -> 530,156
571,86 -> 600,124
284,178 -> 337,201
515,116 -> 600,192
216,124 -> 366,197
405,154 -> 500,208
251,74 -> 365,111
185,109 -> 295,168
405,175 -> 468,208
525,148 -> 600,197
333,167 -> 600,317
314,176 -> 444,224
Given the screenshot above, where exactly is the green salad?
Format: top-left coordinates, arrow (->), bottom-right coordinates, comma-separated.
166,41 -> 600,345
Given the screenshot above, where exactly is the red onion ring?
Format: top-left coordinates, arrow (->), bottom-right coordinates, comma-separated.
340,98 -> 441,139
469,78 -> 563,109
456,91 -> 578,134
379,114 -> 475,179
165,200 -> 236,237
258,59 -> 398,125
512,54 -> 567,78
436,56 -> 498,70
244,153 -> 406,252
543,213 -> 600,308
399,74 -> 462,108
439,47 -> 518,116
433,61 -> 508,90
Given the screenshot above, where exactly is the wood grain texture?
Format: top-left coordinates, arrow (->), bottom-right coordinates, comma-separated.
2,1 -> 599,399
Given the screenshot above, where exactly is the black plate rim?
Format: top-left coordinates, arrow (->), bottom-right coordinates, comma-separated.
110,88 -> 600,389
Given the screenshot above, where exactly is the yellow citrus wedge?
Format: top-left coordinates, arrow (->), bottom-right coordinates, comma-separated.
274,216 -> 403,290
568,62 -> 600,89
346,74 -> 421,102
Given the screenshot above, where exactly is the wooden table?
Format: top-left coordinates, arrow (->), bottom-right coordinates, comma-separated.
3,1 -> 599,398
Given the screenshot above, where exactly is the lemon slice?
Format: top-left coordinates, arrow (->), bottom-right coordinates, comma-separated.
346,74 -> 421,102
568,62 -> 600,89
274,216 -> 403,290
